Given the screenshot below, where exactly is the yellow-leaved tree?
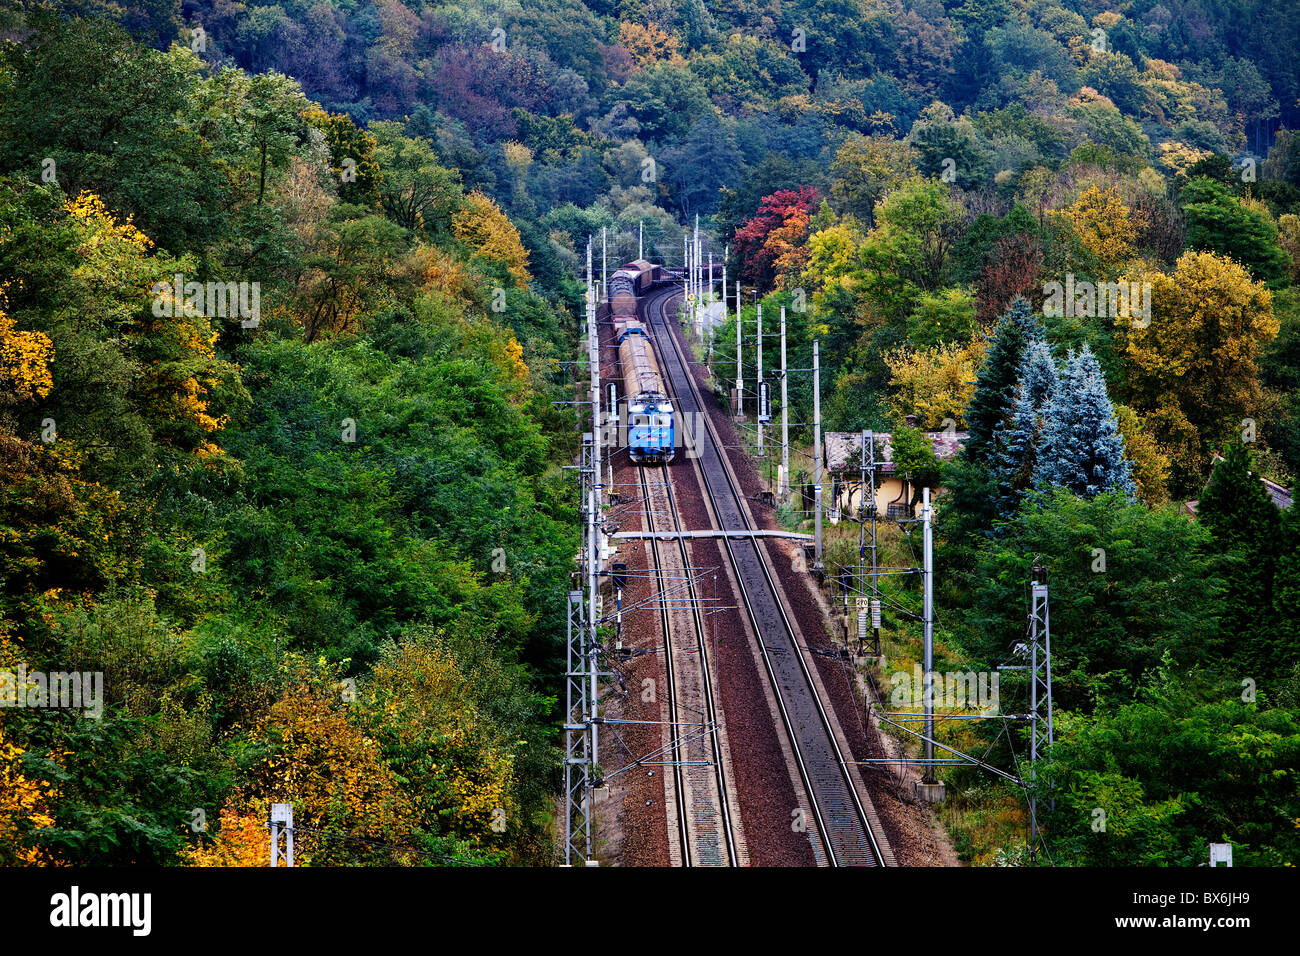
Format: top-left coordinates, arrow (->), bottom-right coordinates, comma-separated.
232,674 -> 420,866
180,805 -> 269,867
0,297 -> 53,403
451,191 -> 532,287
617,21 -> 685,69
62,192 -> 242,456
1117,251 -> 1278,494
0,722 -> 58,865
1052,184 -> 1139,274
1278,213 -> 1300,285
0,629 -> 58,867
360,638 -> 517,851
1114,403 -> 1172,505
883,336 -> 988,429
802,221 -> 865,301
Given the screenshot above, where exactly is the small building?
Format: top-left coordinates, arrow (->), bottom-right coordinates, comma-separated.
823,429 -> 967,520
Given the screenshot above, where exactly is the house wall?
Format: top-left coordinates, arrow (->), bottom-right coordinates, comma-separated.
829,476 -> 916,519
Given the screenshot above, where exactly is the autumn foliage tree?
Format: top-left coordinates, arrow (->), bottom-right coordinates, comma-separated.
977,233 -> 1044,324
181,804 -> 269,867
733,187 -> 819,290
0,298 -> 53,403
0,713 -> 58,865
305,106 -> 382,207
359,635 -> 521,856
883,336 -> 987,429
452,191 -> 533,287
617,21 -> 685,69
828,133 -> 920,229
236,672 -> 420,866
1118,251 -> 1278,494
1052,184 -> 1140,275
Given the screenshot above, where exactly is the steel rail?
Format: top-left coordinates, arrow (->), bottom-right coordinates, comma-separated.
643,285 -> 887,867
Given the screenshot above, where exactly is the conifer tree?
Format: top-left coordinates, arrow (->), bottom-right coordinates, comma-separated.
990,382 -> 1040,519
989,342 -> 1058,519
1274,479 -> 1300,639
1197,441 -> 1284,680
1019,339 -> 1057,409
963,297 -> 1044,462
1198,440 -> 1282,550
1034,347 -> 1136,498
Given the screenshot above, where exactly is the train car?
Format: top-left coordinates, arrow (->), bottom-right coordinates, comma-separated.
608,259 -> 661,303
608,260 -> 673,464
616,319 -> 675,463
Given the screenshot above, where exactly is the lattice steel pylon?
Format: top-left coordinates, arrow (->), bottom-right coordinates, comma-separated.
563,587 -> 592,865
563,432 -> 601,866
1027,565 -> 1053,857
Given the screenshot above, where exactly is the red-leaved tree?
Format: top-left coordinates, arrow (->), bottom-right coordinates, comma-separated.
733,187 -> 819,291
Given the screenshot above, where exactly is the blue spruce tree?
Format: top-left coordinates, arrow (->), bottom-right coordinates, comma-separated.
989,341 -> 1058,519
1018,339 -> 1057,409
1033,346 -> 1136,498
990,382 -> 1040,519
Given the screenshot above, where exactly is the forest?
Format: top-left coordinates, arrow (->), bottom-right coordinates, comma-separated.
1,0 -> 1299,866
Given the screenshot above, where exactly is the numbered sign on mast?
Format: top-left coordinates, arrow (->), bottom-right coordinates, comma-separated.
757,380 -> 771,422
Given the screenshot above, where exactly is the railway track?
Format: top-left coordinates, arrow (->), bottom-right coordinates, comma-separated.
635,461 -> 742,866
642,285 -> 890,867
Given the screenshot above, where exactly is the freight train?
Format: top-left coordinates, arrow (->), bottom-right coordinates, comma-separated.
609,260 -> 675,463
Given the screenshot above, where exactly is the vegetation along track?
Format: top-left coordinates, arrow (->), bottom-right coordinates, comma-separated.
642,283 -> 889,868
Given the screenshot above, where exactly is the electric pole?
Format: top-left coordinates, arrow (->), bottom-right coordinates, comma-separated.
735,286 -> 743,418
780,307 -> 789,499
587,239 -> 601,504
813,339 -> 823,572
921,487 -> 935,784
721,265 -> 728,329
1027,565 -> 1053,859
756,302 -> 764,458
269,803 -> 294,867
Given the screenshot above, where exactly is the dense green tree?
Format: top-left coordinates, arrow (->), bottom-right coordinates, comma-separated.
370,123 -> 465,236
890,424 -> 944,505
660,112 -> 743,218
1275,480 -> 1300,640
195,68 -> 313,206
1180,177 -> 1291,287
616,63 -> 710,144
308,107 -> 383,207
1196,441 -> 1285,682
0,16 -> 228,255
1043,672 -> 1300,866
907,102 -> 992,190
860,177 -> 967,302
827,133 -> 920,229
960,489 -> 1221,709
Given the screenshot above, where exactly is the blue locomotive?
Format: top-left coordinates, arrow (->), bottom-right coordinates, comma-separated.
609,260 -> 675,464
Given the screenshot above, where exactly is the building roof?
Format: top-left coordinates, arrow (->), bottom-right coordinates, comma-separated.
1183,454 -> 1294,516
1262,476 -> 1295,510
824,430 -> 968,475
